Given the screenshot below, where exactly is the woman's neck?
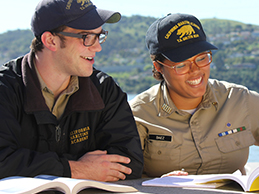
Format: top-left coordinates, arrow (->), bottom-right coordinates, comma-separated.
169,92 -> 202,110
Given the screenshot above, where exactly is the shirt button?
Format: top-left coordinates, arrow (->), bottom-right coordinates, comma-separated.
157,150 -> 162,155
235,141 -> 240,146
191,121 -> 198,125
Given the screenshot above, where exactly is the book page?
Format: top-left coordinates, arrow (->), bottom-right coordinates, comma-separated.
0,177 -> 69,194
142,176 -> 222,188
142,174 -> 248,191
36,175 -> 137,193
53,177 -> 138,193
247,166 -> 259,191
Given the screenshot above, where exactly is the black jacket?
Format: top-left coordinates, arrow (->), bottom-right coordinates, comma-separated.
0,51 -> 143,179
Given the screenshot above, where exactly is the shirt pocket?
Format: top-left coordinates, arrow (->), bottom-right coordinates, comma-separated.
143,136 -> 181,160
215,129 -> 255,153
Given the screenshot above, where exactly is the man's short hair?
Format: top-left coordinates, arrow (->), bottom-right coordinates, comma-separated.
30,25 -> 67,53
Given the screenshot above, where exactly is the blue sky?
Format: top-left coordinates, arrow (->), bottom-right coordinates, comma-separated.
1,0 -> 259,34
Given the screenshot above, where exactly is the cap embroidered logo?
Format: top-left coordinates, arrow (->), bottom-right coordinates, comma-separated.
78,0 -> 90,6
177,25 -> 195,39
176,22 -> 200,43
66,0 -> 93,10
77,0 -> 92,10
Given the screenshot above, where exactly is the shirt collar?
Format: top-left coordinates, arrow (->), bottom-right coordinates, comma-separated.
158,80 -> 219,117
158,81 -> 177,117
203,80 -> 219,110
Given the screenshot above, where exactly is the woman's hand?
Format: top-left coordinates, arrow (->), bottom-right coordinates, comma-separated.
161,169 -> 188,177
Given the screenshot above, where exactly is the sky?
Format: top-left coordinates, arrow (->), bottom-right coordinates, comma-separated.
1,0 -> 259,34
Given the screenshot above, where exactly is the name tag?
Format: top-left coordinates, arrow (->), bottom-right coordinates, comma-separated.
149,135 -> 172,142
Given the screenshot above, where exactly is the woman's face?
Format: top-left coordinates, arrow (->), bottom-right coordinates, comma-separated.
154,52 -> 211,108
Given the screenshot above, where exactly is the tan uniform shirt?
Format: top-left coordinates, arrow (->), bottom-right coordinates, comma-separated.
129,79 -> 259,177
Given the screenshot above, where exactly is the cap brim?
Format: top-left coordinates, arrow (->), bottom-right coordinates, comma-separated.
162,41 -> 218,62
67,8 -> 121,30
97,8 -> 121,23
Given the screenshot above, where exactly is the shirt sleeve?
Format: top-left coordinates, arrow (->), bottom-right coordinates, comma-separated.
247,89 -> 259,145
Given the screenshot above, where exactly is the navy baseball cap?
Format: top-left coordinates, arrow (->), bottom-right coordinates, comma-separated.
31,0 -> 121,37
146,13 -> 217,62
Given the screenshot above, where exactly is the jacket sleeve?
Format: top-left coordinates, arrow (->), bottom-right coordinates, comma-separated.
91,71 -> 144,179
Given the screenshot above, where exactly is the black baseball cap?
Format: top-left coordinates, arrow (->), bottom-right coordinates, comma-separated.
146,13 -> 217,62
31,0 -> 121,37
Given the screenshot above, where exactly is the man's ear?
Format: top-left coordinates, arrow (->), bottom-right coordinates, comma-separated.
153,61 -> 162,73
41,32 -> 58,51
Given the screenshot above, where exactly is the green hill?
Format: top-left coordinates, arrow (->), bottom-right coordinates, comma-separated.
1,15 -> 259,94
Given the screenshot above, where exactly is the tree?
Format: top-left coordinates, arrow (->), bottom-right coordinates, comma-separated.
213,51 -> 226,71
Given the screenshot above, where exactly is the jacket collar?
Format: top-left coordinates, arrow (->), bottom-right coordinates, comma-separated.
22,51 -> 105,114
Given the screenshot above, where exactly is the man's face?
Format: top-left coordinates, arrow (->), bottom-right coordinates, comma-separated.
54,26 -> 103,77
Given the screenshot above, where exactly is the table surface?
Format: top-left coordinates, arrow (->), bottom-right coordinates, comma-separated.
77,178 -> 259,194
79,163 -> 259,194
40,163 -> 259,194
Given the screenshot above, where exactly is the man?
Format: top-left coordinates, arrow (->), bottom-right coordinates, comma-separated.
130,13 -> 259,177
0,0 -> 143,181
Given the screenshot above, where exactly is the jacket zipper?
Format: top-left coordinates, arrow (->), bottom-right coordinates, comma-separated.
55,125 -> 61,142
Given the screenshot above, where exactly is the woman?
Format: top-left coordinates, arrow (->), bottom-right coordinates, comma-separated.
130,13 -> 259,177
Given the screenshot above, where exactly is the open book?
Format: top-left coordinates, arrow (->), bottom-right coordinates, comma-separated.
0,175 -> 138,194
142,166 -> 259,192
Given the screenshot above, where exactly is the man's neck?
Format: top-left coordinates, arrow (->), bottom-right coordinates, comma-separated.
34,52 -> 71,99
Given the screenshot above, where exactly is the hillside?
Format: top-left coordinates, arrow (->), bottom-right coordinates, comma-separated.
1,15 -> 259,94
